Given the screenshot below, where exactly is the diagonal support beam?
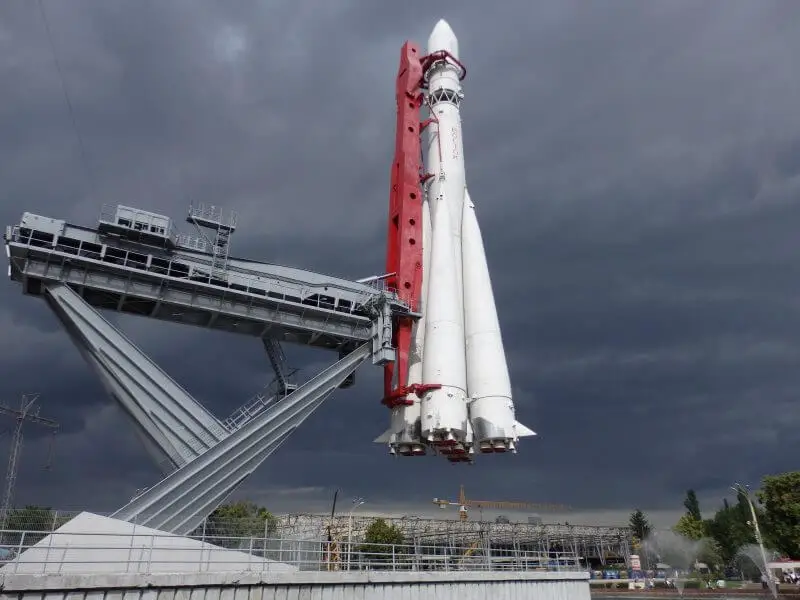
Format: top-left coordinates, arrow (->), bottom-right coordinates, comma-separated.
44,283 -> 228,473
262,337 -> 297,397
111,343 -> 370,535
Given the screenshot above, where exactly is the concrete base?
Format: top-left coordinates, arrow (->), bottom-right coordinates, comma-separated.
1,512 -> 296,575
0,570 -> 591,600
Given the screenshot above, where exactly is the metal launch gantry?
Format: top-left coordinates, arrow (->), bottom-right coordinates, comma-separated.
4,203 -> 409,534
2,33 -> 494,532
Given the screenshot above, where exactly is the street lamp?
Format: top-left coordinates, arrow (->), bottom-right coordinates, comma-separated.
347,497 -> 365,570
731,483 -> 770,581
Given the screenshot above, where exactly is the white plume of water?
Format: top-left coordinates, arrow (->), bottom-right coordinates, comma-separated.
737,544 -> 778,600
643,530 -> 705,597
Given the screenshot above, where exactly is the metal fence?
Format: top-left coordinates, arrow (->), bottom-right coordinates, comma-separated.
0,509 -> 631,567
0,510 -> 282,547
0,528 -> 582,575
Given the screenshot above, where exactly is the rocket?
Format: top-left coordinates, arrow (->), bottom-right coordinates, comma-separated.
376,20 -> 535,462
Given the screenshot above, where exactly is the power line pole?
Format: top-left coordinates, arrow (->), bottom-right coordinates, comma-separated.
0,394 -> 59,532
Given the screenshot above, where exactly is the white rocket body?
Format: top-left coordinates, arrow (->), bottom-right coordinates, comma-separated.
420,188 -> 469,448
378,19 -> 535,459
424,24 -> 466,318
422,19 -> 534,456
462,189 -> 535,452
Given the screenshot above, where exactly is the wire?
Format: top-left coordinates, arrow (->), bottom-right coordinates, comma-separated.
36,0 -> 96,197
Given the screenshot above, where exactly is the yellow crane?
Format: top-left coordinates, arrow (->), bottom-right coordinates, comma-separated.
432,485 -> 569,521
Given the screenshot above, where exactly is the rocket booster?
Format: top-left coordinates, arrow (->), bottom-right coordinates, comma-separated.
463,188 -> 536,452
420,187 -> 470,451
378,19 -> 535,461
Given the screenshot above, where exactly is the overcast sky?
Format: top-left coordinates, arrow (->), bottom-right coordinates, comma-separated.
2,0 -> 800,529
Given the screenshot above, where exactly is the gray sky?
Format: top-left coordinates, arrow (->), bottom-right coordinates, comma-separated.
2,0 -> 800,529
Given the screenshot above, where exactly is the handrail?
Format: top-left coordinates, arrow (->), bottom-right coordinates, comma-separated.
0,529 -> 584,575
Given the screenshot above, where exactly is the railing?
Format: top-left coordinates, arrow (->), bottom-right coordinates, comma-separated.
222,378 -> 289,432
0,509 -> 633,546
0,529 -> 582,575
0,509 -> 632,570
175,233 -> 211,253
188,203 -> 238,231
6,225 -> 388,321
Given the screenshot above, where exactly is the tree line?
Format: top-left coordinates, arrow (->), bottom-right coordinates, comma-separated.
629,471 -> 800,570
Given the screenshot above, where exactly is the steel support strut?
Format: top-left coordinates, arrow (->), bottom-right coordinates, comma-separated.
45,282 -> 369,533
44,283 -> 227,473
112,344 -> 370,534
262,337 -> 297,397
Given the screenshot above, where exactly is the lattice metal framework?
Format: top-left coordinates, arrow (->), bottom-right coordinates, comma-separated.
273,514 -> 632,566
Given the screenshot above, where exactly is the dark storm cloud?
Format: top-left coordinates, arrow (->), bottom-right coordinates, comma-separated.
2,0 -> 800,525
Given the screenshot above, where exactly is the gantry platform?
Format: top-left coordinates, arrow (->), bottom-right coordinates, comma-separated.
4,204 -> 407,534
6,205 -> 403,357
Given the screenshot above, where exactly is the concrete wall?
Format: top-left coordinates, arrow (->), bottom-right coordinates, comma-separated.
0,570 -> 590,600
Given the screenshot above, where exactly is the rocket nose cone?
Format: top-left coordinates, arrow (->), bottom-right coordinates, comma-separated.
428,18 -> 459,59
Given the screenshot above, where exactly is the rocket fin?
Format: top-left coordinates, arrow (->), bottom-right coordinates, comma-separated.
514,421 -> 537,437
373,428 -> 394,444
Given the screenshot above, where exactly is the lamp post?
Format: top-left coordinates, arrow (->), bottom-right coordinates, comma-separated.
732,483 -> 770,582
347,497 -> 365,570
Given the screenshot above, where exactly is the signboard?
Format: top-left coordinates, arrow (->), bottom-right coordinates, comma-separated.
630,554 -> 641,569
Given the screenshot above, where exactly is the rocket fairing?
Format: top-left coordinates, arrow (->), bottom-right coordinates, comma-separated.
378,19 -> 535,461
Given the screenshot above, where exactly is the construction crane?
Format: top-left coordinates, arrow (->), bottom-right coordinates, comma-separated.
0,394 -> 59,532
432,484 -> 569,521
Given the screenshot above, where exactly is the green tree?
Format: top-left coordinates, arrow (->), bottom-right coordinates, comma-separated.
705,492 -> 755,565
674,513 -> 706,540
200,501 -> 277,549
684,490 -> 702,521
757,471 -> 800,558
359,518 -> 404,562
629,509 -> 651,543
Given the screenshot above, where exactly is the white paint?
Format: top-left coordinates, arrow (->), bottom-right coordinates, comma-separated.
421,190 -> 468,443
462,189 -> 535,452
428,19 -> 459,60
425,18 -> 466,326
381,20 -> 534,458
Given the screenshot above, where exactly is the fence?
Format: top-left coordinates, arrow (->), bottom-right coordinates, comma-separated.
0,528 -> 582,576
0,508 -> 631,567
